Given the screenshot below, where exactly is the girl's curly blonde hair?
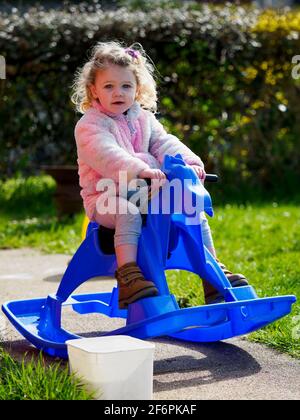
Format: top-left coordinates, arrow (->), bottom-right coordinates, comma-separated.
71,41 -> 158,114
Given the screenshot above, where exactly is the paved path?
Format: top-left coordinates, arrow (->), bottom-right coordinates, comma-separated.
1,248 -> 299,400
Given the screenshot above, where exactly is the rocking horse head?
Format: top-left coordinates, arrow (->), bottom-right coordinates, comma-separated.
158,154 -> 214,220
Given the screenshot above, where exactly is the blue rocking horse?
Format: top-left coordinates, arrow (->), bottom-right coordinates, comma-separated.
2,155 -> 296,358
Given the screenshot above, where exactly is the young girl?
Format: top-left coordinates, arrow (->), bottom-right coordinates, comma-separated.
71,41 -> 248,309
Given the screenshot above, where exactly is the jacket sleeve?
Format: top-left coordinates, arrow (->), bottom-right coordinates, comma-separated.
75,117 -> 149,182
148,113 -> 204,168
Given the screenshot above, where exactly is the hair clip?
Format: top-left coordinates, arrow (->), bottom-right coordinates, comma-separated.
124,48 -> 140,60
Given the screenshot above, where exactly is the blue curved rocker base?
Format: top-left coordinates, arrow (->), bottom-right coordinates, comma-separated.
2,155 -> 296,359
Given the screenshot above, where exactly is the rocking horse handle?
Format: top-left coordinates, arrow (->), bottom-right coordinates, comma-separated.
144,178 -> 152,186
205,174 -> 219,183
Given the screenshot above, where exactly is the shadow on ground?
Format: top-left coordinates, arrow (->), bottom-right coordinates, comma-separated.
151,337 -> 261,392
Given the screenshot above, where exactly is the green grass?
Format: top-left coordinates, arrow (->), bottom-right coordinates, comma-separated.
0,175 -> 83,254
0,349 -> 93,400
0,212 -> 83,254
0,175 -> 299,398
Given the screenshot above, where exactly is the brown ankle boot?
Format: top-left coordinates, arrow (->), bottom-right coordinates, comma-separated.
203,260 -> 249,305
115,262 -> 159,309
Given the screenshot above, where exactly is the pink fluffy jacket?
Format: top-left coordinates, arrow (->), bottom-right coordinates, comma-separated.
75,99 -> 204,221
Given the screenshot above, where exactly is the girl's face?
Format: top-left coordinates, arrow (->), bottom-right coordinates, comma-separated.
90,64 -> 138,115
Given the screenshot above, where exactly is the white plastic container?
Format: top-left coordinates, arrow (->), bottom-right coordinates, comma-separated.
66,336 -> 155,400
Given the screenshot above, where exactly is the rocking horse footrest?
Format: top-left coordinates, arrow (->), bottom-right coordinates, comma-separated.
69,291 -> 126,318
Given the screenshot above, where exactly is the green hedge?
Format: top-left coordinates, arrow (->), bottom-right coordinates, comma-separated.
0,2 -> 300,195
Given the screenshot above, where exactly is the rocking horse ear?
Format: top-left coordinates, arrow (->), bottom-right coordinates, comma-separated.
174,154 -> 186,165
162,154 -> 186,173
162,155 -> 170,170
162,154 -> 172,172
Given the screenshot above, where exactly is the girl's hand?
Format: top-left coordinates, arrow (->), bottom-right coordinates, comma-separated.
138,168 -> 166,200
138,168 -> 166,181
191,165 -> 206,180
